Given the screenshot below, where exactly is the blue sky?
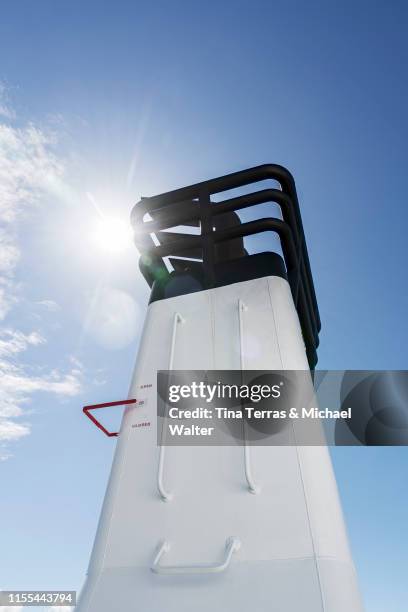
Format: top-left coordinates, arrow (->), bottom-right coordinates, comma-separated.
0,1 -> 407,611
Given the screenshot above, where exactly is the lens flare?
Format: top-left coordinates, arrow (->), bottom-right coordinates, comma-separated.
92,216 -> 133,254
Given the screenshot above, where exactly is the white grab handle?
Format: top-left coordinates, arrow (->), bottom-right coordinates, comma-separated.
238,299 -> 260,495
151,537 -> 241,575
157,312 -> 184,502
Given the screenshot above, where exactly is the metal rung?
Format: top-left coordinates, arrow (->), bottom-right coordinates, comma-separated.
151,537 -> 241,575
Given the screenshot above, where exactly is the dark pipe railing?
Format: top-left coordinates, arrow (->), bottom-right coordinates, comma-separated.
131,164 -> 320,368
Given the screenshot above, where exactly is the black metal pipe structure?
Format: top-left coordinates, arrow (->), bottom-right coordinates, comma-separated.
131,164 -> 320,368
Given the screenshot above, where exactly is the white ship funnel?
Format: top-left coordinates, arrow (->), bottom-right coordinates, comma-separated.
77,165 -> 363,612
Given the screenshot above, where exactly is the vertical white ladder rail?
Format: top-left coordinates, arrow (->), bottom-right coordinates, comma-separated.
238,299 -> 260,495
157,312 -> 184,502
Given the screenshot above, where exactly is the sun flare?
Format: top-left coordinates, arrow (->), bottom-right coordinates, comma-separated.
92,216 -> 133,254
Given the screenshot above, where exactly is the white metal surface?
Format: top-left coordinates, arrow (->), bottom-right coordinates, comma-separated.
77,275 -> 364,612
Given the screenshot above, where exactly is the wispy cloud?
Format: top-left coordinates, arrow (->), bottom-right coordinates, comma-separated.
0,329 -> 44,358
0,328 -> 84,446
0,419 -> 30,442
0,83 -> 16,120
0,123 -> 63,224
0,85 -> 63,321
0,84 -> 83,458
35,299 -> 60,312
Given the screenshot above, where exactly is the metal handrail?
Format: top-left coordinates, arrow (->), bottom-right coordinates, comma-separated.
132,164 -> 320,368
131,164 -> 319,324
238,300 -> 260,495
151,537 -> 241,575
133,187 -> 319,339
82,399 -> 136,437
157,312 -> 183,502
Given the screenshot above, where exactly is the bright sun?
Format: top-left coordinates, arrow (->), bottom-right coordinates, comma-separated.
92,216 -> 133,254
